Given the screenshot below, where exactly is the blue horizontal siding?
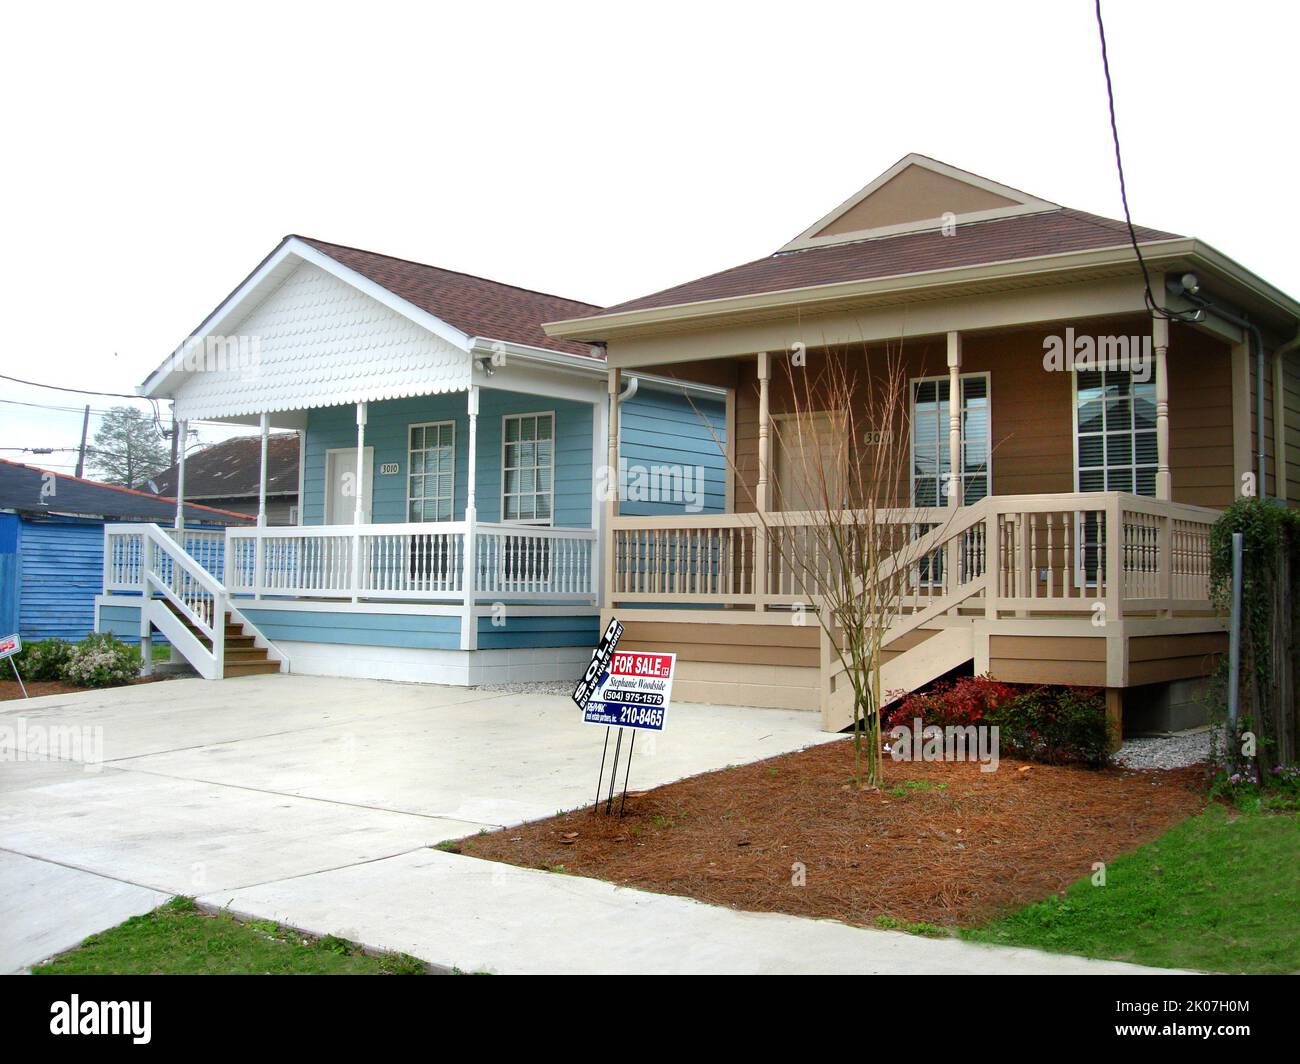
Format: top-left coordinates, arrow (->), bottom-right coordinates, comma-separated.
619,388 -> 727,516
476,612 -> 598,649
238,608 -> 462,650
302,391 -> 595,528
19,520 -> 103,641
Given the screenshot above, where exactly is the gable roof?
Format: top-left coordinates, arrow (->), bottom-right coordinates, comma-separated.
545,155 -> 1191,336
0,458 -> 252,524
150,433 -> 299,500
785,154 -> 1063,250
294,237 -> 601,358
586,207 -> 1180,318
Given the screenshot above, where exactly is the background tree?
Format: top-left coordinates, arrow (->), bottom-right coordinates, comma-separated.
89,405 -> 170,489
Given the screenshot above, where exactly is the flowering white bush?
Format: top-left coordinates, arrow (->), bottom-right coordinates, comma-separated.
62,633 -> 141,688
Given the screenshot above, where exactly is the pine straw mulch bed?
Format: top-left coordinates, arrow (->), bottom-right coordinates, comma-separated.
451,740 -> 1207,929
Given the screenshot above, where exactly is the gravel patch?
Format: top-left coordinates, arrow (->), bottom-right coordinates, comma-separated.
475,680 -> 574,697
1114,729 -> 1212,770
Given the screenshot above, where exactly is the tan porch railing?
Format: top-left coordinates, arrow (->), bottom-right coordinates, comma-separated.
609,492 -> 1220,619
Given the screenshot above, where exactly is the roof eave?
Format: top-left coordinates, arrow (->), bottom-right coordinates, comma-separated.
544,239 -> 1201,341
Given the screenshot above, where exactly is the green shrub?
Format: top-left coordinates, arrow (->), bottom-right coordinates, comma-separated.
12,638 -> 74,681
61,633 -> 141,688
987,686 -> 1111,767
887,675 -> 1111,767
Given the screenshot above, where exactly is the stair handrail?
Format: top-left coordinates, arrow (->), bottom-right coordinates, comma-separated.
140,523 -> 227,672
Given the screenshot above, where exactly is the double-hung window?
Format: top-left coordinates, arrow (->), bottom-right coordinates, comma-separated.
407,422 -> 456,521
1074,369 -> 1157,496
1074,370 -> 1157,581
911,374 -> 991,507
502,413 -> 554,524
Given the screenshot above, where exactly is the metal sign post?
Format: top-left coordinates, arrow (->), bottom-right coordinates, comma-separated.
574,622 -> 675,817
0,634 -> 28,698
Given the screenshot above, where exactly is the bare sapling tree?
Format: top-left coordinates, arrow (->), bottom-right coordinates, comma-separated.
754,346 -> 956,788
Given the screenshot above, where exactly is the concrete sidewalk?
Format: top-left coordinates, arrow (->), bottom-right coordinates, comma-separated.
1,675 -> 1180,974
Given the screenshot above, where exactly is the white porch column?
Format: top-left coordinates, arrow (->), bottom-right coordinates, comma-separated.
173,419 -> 187,530
460,386 -> 479,650
254,413 -> 270,600
350,402 -> 367,603
755,352 -> 771,600
946,331 -> 962,509
257,413 -> 270,526
603,368 -> 620,611
1154,316 -> 1171,501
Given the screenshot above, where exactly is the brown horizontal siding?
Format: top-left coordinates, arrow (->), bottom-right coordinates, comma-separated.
1127,632 -> 1225,685
988,634 -> 1107,686
1285,352 -> 1300,505
1169,323 -> 1235,509
618,620 -> 820,669
704,317 -> 1233,511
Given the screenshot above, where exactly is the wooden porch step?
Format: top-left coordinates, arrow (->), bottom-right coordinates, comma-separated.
222,661 -> 282,677
156,598 -> 279,679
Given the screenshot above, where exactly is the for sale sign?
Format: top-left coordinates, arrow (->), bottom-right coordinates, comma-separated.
582,650 -> 676,731
0,634 -> 20,661
572,617 -> 624,710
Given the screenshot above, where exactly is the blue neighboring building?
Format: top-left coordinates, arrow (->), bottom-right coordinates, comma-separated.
0,458 -> 250,642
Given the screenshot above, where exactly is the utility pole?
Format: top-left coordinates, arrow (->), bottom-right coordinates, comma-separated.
74,404 -> 90,478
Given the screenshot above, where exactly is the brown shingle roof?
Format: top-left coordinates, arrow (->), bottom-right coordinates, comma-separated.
297,237 -> 602,357
151,433 -> 300,499
582,209 -> 1182,318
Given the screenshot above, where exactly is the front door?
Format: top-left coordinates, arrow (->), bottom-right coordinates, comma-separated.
325,447 -> 374,525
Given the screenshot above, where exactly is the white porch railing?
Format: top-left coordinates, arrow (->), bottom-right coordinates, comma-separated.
224,521 -> 597,602
103,523 -> 228,679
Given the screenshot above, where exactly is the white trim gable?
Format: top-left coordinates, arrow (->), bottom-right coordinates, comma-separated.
780,154 -> 1060,251
164,257 -> 473,421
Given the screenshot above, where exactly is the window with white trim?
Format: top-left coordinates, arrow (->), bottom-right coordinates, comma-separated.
1074,369 -> 1157,496
407,421 -> 455,521
911,374 -> 991,507
1074,369 -> 1157,581
502,412 -> 554,524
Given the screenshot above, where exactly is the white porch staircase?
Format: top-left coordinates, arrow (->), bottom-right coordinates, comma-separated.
105,523 -> 287,681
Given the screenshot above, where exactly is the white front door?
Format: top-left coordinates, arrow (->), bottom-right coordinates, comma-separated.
325,447 -> 374,525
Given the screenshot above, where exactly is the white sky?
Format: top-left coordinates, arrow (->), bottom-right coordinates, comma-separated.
1,0 -> 1294,476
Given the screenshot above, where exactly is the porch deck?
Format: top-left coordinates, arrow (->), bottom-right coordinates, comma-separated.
601,491 -> 1226,728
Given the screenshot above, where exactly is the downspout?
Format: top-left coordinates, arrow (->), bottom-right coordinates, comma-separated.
617,376 -> 639,404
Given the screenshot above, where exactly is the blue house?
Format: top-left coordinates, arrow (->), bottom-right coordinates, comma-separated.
99,236 -> 727,685
0,458 -> 249,643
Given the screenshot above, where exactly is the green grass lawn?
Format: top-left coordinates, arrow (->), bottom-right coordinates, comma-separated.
33,898 -> 427,975
963,805 -> 1300,973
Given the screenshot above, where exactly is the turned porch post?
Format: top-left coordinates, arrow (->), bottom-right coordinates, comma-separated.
946,332 -> 963,592
755,352 -> 771,601
1153,316 -> 1171,502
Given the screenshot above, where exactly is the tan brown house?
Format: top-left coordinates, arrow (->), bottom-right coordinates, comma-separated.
547,155 -> 1300,734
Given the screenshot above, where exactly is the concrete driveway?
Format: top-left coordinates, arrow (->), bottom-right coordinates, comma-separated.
0,675 -> 1175,974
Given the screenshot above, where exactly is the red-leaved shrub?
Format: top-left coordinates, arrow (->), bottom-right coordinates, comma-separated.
884,674 -> 1019,730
